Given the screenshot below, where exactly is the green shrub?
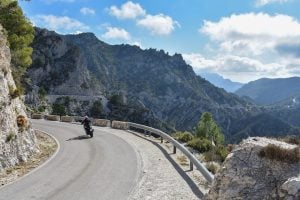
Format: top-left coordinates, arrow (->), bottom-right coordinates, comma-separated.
258,144 -> 300,163
52,104 -> 66,116
0,0 -> 34,92
174,131 -> 193,143
9,85 -> 21,99
187,138 -> 212,153
6,132 -> 15,143
203,145 -> 229,162
109,94 -> 123,106
215,145 -> 229,162
90,100 -> 103,118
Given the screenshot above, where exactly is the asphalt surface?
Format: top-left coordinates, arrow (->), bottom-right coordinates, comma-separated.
0,120 -> 139,200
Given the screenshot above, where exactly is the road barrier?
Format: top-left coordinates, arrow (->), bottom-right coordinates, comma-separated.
111,121 -> 129,129
126,122 -> 214,184
61,116 -> 74,122
45,115 -> 60,121
31,113 -> 43,119
93,119 -> 110,127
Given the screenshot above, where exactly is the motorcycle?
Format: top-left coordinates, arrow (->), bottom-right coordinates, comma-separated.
84,125 -> 94,138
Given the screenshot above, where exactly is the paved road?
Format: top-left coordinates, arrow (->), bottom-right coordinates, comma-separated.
0,120 -> 139,200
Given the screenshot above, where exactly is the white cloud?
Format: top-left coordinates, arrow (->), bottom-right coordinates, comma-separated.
109,1 -> 146,19
255,0 -> 289,7
80,7 -> 95,15
200,13 -> 300,55
32,15 -> 89,33
137,14 -> 180,36
102,27 -> 131,40
183,53 -> 295,83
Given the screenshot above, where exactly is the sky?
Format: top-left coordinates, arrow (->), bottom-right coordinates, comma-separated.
19,0 -> 300,83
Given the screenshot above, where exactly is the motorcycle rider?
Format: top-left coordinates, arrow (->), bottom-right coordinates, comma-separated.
81,116 -> 93,137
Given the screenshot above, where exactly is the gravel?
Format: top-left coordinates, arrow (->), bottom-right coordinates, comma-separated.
103,128 -> 210,200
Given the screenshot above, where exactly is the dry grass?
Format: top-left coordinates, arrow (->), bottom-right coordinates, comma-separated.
206,163 -> 219,174
176,155 -> 189,166
16,115 -> 27,127
281,135 -> 300,145
258,144 -> 300,163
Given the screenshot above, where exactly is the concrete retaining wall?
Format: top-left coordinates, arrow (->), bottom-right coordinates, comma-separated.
45,115 -> 60,121
61,116 -> 74,123
31,113 -> 43,119
93,119 -> 110,127
111,121 -> 129,130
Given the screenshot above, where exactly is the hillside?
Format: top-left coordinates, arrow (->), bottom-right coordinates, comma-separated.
25,28 -> 300,142
198,72 -> 243,93
235,77 -> 300,105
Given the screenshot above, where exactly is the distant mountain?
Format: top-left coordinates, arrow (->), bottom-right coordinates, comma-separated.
230,113 -> 300,143
235,77 -> 300,105
267,94 -> 300,128
25,28 -> 300,142
197,72 -> 243,93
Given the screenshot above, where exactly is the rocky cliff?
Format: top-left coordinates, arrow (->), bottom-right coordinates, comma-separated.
205,137 -> 300,199
0,25 -> 38,170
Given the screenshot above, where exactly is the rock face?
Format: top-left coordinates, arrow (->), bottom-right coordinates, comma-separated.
0,25 -> 38,170
205,137 -> 300,200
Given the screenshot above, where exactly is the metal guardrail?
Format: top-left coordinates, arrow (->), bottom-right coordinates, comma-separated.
127,122 -> 214,184
32,114 -> 214,184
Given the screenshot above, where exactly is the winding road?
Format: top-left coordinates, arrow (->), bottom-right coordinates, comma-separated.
0,120 -> 140,200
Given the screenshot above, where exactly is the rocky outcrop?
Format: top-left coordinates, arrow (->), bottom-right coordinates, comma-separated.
205,137 -> 300,200
0,25 -> 38,170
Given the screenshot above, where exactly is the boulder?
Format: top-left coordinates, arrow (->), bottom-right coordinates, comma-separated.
205,137 -> 300,200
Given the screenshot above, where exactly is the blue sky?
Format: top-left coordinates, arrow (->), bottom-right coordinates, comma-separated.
20,0 -> 300,83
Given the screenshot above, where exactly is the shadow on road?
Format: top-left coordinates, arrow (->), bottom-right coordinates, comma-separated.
66,135 -> 91,141
127,130 -> 204,199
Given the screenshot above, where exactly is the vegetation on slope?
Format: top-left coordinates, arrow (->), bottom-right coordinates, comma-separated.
0,0 -> 34,92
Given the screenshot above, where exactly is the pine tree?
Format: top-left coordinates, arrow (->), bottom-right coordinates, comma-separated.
195,112 -> 225,145
0,0 -> 34,91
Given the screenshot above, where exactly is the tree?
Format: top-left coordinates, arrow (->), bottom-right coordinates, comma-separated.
109,94 -> 123,106
52,104 -> 66,116
195,112 -> 225,145
90,100 -> 103,118
0,0 -> 34,91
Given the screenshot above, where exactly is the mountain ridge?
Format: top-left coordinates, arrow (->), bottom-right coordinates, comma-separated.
26,27 -> 300,142
197,72 -> 244,93
235,77 -> 300,105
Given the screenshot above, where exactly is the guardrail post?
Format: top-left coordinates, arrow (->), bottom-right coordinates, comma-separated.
190,160 -> 193,171
160,136 -> 163,143
127,122 -> 214,184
